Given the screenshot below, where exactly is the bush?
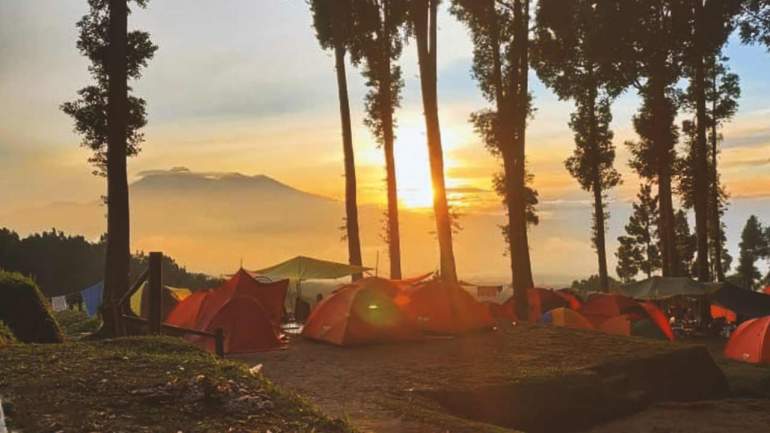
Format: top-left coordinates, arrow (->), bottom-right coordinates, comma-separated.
0,320 -> 16,347
54,309 -> 101,338
0,270 -> 63,343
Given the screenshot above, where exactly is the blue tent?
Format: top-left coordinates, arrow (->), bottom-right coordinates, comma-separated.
81,281 -> 103,317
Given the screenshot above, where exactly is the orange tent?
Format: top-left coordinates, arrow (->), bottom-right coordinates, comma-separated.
302,279 -> 419,346
763,287 -> 770,295
166,290 -> 210,329
724,316 -> 770,364
598,314 -> 668,340
598,315 -> 633,336
197,296 -> 283,354
502,288 -> 571,322
542,307 -> 594,330
711,304 -> 737,323
399,281 -> 493,334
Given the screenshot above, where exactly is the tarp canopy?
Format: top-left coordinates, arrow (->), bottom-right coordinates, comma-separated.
712,282 -> 770,320
617,277 -> 719,300
253,256 -> 371,281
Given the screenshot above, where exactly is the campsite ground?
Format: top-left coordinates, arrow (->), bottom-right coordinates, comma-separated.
241,322 -> 769,433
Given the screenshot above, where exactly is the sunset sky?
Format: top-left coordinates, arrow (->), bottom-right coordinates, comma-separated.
1,0 -> 769,282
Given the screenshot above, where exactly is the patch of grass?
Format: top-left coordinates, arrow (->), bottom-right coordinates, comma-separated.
0,336 -> 356,433
54,309 -> 101,338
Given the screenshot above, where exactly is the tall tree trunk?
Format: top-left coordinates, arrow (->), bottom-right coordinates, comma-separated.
585,69 -> 609,292
650,71 -> 678,277
334,45 -> 363,281
414,0 -> 458,283
103,0 -> 130,337
381,7 -> 402,280
693,0 -> 710,282
509,0 -> 534,319
710,75 -> 725,281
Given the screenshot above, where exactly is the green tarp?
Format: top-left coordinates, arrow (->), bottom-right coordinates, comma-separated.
253,256 -> 371,281
616,277 -> 720,300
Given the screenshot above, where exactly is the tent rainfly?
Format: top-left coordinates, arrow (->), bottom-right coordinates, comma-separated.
616,276 -> 720,300
253,256 -> 371,281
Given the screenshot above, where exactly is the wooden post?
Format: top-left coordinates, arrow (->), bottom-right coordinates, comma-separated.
215,328 -> 225,358
148,251 -> 163,335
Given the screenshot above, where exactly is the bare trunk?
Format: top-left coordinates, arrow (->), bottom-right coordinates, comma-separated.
102,0 -> 130,337
508,0 -> 533,320
650,71 -> 678,277
586,70 -> 609,292
414,0 -> 458,283
710,75 -> 724,281
334,45 -> 363,281
693,0 -> 710,281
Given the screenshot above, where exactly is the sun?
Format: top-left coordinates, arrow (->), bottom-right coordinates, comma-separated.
394,127 -> 436,209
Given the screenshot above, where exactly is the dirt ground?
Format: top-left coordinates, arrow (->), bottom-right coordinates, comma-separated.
235,323 -> 758,433
587,399 -> 770,433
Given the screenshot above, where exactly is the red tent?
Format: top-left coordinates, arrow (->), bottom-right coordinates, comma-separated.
195,296 -> 283,354
711,304 -> 737,323
502,288 -> 571,322
763,287 -> 770,296
302,279 -> 419,346
725,316 -> 770,364
640,301 -> 675,341
166,290 -> 210,329
580,294 -> 643,326
166,270 -> 287,354
556,289 -> 583,310
399,281 -> 494,334
196,269 -> 288,329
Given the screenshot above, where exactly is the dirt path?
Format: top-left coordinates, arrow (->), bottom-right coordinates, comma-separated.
235,324 -> 734,433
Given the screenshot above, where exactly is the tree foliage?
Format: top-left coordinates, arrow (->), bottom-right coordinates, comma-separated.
0,227 -> 221,297
740,0 -> 770,50
61,0 -> 157,175
736,215 -> 769,289
616,183 -> 661,282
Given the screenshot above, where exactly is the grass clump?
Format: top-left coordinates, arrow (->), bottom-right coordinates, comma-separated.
0,269 -> 63,343
0,320 -> 16,347
0,336 -> 355,433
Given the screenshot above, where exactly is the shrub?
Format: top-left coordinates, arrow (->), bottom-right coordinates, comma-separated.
54,309 -> 101,338
0,269 -> 63,343
0,320 -> 16,347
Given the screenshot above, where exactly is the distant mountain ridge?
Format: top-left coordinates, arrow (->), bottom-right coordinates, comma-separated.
132,167 -> 336,203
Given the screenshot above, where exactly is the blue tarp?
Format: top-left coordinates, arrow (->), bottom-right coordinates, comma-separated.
81,281 -> 103,317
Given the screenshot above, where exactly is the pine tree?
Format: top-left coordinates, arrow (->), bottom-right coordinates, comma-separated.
673,209 -> 697,277
616,183 -> 661,281
736,215 -> 769,289
740,1 -> 770,50
349,0 -> 409,279
531,0 -> 628,292
309,0 -> 364,280
677,56 -> 740,281
61,0 -> 157,336
409,0 -> 459,283
451,0 -> 535,315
